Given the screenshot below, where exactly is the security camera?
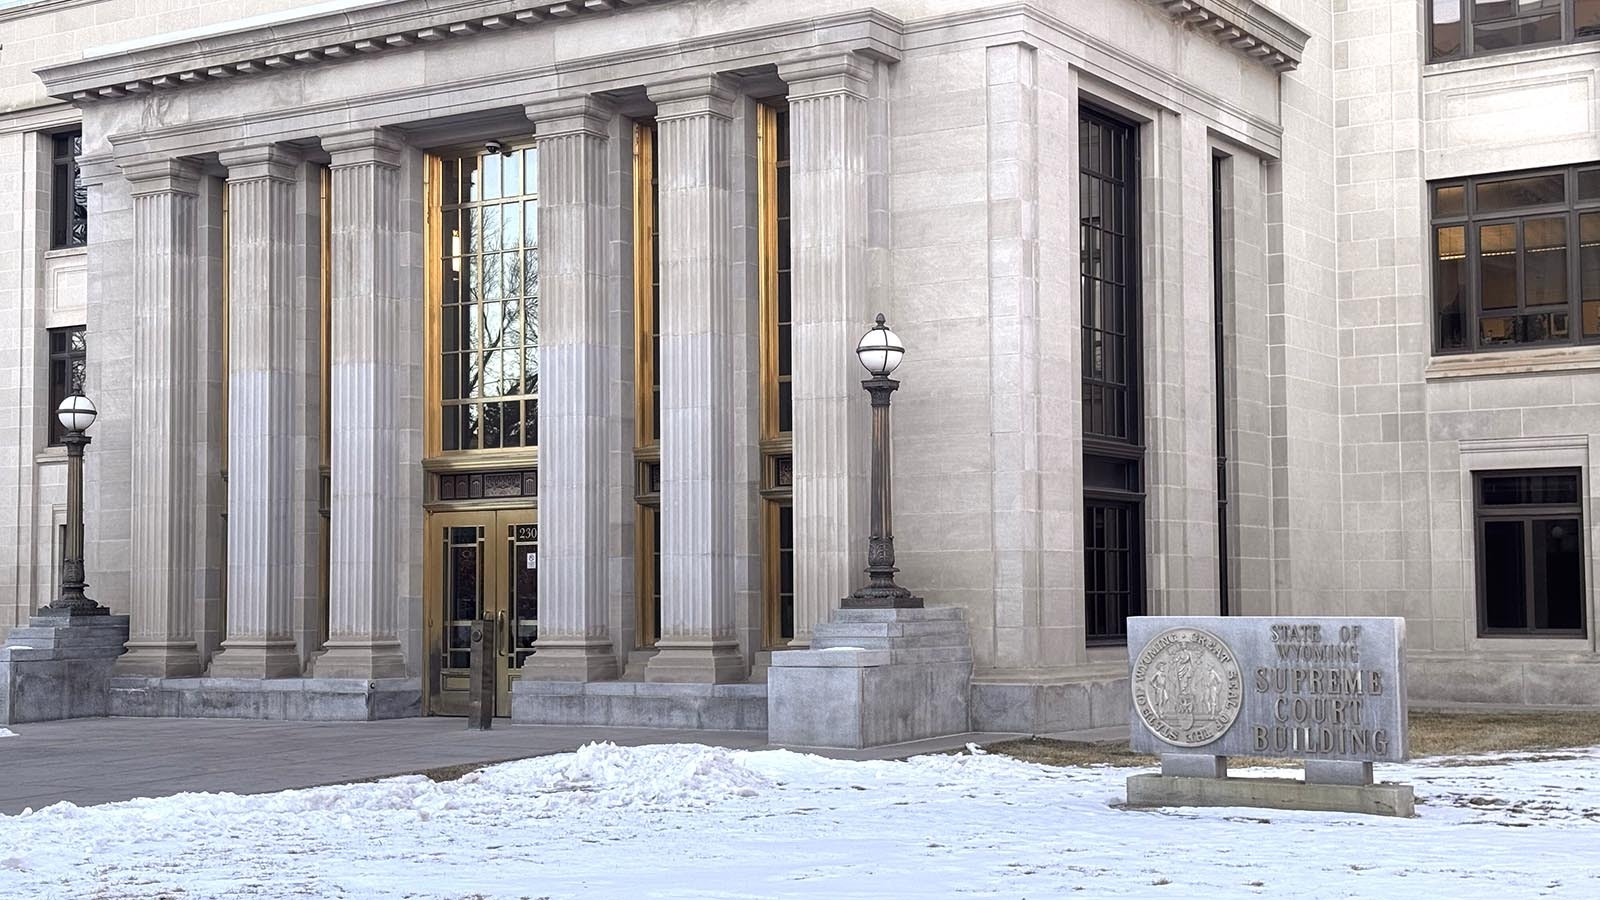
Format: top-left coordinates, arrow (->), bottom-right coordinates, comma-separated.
485,140 -> 508,156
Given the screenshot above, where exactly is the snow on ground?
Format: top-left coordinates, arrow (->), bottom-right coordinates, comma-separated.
2,741 -> 1599,899
0,728 -> 13,738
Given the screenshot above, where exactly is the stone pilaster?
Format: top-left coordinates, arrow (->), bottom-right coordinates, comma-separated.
778,54 -> 875,646
116,159 -> 205,677
644,76 -> 745,683
208,145 -> 304,679
310,129 -> 407,679
521,98 -> 620,681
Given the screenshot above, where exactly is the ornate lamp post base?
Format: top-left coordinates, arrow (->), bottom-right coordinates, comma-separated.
841,585 -> 924,610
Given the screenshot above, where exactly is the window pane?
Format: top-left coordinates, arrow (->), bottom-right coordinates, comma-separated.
1481,520 -> 1527,630
1523,216 -> 1567,306
1533,518 -> 1584,631
1436,226 -> 1468,350
1476,173 -> 1564,213
1433,184 -> 1466,217
1478,222 -> 1518,309
1578,0 -> 1600,36
1430,0 -> 1464,58
1580,168 -> 1600,203
1481,471 -> 1580,506
502,151 -> 523,198
1473,10 -> 1561,53
1583,213 -> 1600,337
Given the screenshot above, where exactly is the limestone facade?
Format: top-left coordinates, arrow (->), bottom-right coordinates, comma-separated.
0,0 -> 1593,728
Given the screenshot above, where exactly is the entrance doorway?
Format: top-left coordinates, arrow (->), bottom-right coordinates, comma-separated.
425,508 -> 538,716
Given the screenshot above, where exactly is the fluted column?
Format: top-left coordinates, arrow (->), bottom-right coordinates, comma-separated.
521,98 -> 620,681
644,76 -> 745,683
310,129 -> 407,679
209,145 -> 303,679
116,159 -> 205,676
779,54 -> 875,646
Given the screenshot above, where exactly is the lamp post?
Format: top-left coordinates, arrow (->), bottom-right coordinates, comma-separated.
44,393 -> 106,616
842,314 -> 922,610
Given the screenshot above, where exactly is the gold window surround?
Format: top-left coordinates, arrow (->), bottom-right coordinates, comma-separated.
424,144 -> 542,465
757,102 -> 795,649
632,119 -> 663,649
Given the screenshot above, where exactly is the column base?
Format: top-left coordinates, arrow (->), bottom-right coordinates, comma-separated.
309,639 -> 407,680
644,639 -> 746,684
207,640 -> 303,679
521,639 -> 620,682
115,641 -> 203,678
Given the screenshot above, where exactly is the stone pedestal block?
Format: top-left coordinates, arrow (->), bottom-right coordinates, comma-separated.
0,614 -> 130,725
767,607 -> 973,749
511,679 -> 767,731
109,676 -> 420,720
1126,773 -> 1415,818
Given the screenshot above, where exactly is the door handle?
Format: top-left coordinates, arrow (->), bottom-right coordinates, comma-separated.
497,609 -> 509,659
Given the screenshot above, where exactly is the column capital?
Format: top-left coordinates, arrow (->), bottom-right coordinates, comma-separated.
321,127 -> 404,169
646,75 -> 737,122
78,153 -> 120,189
218,144 -> 303,182
778,52 -> 875,102
526,95 -> 614,140
118,156 -> 203,197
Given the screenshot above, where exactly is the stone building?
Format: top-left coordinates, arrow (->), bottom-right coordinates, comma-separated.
1,0 -> 1596,730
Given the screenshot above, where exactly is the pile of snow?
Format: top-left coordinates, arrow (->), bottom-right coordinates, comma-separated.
469,740 -> 769,809
0,728 -> 15,738
4,741 -> 1600,899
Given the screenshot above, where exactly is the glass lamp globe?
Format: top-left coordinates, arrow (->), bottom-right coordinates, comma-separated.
57,393 -> 97,435
856,314 -> 905,377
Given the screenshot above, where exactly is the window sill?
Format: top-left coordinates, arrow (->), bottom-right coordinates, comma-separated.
1424,38 -> 1600,76
43,246 -> 87,261
1425,345 -> 1600,380
34,446 -> 66,464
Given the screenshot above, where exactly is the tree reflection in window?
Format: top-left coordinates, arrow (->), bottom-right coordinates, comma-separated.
438,147 -> 540,452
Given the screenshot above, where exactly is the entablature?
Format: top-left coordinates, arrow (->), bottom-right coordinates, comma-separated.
37,0 -> 1309,105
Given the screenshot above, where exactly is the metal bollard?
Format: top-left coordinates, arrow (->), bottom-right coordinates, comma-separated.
467,615 -> 494,731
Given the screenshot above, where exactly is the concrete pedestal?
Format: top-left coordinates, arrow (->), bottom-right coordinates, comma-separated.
0,613 -> 130,725
1125,773 -> 1415,818
109,676 -> 421,720
767,607 -> 973,749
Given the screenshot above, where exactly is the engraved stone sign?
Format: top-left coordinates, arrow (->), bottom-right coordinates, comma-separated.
1128,616 -> 1408,763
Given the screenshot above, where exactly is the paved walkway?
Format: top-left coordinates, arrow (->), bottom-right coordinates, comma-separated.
0,718 -> 1023,814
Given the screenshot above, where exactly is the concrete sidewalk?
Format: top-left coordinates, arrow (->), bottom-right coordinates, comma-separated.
0,718 -> 1023,814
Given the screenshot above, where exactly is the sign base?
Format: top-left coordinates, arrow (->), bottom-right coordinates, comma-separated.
1126,772 -> 1414,818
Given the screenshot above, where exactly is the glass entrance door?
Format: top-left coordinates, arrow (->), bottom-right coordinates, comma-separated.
426,508 -> 539,716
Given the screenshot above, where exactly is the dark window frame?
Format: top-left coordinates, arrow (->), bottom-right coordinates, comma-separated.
51,130 -> 87,250
1429,0 -> 1600,63
1212,153 -> 1231,616
47,326 -> 86,447
1473,468 -> 1587,638
1080,104 -> 1146,645
1431,164 -> 1600,354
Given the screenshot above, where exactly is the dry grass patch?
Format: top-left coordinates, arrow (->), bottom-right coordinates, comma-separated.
985,710 -> 1600,770
1409,709 -> 1600,758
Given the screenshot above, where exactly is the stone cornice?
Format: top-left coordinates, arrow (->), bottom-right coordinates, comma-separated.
37,0 -> 1304,105
1144,0 -> 1308,72
36,0 -> 678,103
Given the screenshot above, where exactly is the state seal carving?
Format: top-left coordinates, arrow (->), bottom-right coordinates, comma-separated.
1131,627 -> 1243,748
